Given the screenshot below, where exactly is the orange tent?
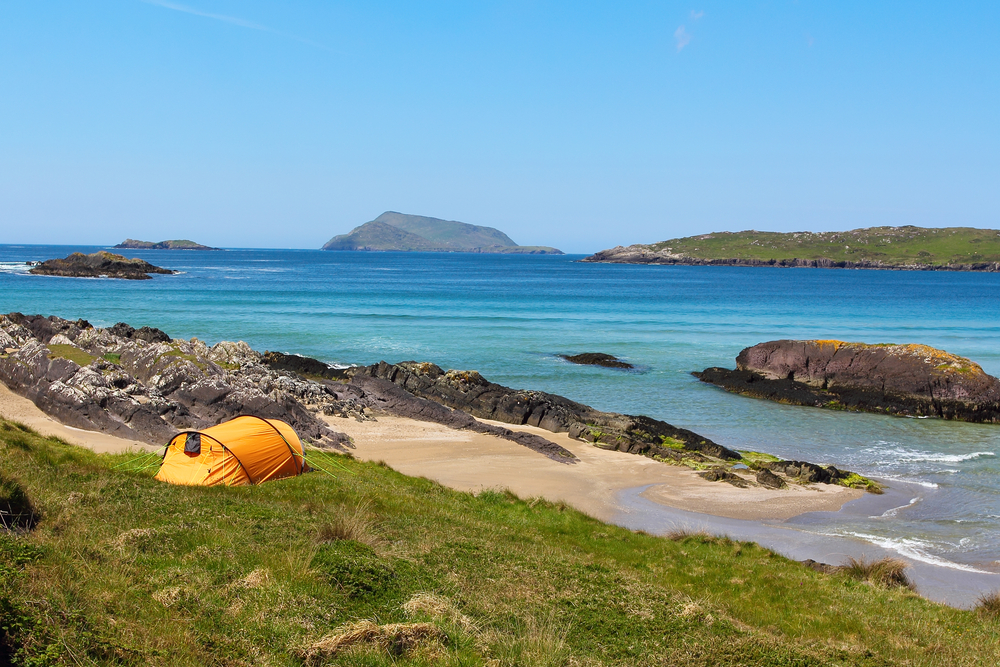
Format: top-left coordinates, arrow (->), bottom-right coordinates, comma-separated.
155,415 -> 307,487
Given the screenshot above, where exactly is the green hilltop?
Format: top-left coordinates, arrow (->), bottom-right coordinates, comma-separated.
322,212 -> 563,254
2,419 -> 999,665
649,226 -> 1000,266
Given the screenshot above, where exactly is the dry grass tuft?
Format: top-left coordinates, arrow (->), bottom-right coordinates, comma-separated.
679,600 -> 716,627
110,527 -> 157,551
403,592 -> 477,631
665,528 -> 713,542
483,610 -> 571,667
295,620 -> 447,664
232,568 -> 270,590
316,501 -> 375,545
976,591 -> 1000,618
839,556 -> 912,589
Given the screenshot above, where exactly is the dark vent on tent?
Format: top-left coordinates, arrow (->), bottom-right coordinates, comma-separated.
184,432 -> 202,455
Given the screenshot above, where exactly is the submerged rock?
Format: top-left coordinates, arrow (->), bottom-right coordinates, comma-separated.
695,340 -> 1000,423
559,353 -> 634,369
28,251 -> 176,280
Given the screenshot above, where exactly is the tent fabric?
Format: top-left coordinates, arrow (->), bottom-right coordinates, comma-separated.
155,416 -> 307,487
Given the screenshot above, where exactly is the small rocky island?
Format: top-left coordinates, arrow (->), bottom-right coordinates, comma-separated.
695,339 -> 1000,423
114,239 -> 219,250
323,211 -> 563,254
559,352 -> 634,369
28,252 -> 177,280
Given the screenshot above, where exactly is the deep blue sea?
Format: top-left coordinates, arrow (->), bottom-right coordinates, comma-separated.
2,245 -> 999,574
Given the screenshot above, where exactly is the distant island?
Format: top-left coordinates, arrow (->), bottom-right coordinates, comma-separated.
28,251 -> 177,280
582,226 -> 1000,271
322,211 -> 563,254
114,239 -> 219,250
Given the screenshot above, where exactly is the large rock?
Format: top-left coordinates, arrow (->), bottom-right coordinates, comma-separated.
695,340 -> 1000,423
350,361 -> 741,461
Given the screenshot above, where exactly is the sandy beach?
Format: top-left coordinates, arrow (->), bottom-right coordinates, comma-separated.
325,413 -> 863,522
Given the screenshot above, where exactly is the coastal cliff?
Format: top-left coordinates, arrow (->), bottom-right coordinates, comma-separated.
583,226 -> 1000,271
696,340 -> 1000,422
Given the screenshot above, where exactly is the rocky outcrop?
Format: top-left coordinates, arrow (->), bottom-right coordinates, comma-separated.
559,353 -> 634,369
0,314 -> 351,448
263,351 -> 350,380
28,252 -> 176,280
695,340 -> 1000,423
0,314 -> 577,462
349,361 -> 741,461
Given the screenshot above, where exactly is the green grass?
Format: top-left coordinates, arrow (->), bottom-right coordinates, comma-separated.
102,353 -> 121,365
659,435 -> 686,450
46,344 -> 96,367
646,226 -> 1000,266
1,418 -> 998,665
738,451 -> 781,468
838,472 -> 884,494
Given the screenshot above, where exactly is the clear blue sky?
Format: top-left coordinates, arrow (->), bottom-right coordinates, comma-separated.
1,1 -> 997,252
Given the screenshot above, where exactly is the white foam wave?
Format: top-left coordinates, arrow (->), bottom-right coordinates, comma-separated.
840,532 -> 991,573
897,451 -> 995,463
867,443 -> 995,465
872,497 -> 920,519
876,474 -> 939,489
0,262 -> 32,274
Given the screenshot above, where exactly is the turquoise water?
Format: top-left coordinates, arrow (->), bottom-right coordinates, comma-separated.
2,245 -> 999,573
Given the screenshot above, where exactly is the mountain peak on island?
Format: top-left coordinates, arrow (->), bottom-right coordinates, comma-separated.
321,212 -> 563,254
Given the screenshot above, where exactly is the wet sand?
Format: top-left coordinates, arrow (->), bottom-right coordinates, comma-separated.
325,414 -> 862,522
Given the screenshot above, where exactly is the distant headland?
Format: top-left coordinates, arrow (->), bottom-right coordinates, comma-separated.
114,239 -> 219,250
582,226 -> 1000,271
321,211 -> 563,254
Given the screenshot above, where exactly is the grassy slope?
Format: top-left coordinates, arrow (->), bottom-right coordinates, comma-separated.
1,419 -> 998,666
647,226 -> 1000,265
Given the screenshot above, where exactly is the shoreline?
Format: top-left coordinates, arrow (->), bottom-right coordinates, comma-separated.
330,415 -> 861,522
4,377 -> 998,607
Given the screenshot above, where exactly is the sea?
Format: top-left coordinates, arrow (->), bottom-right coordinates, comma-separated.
2,245 -> 999,583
